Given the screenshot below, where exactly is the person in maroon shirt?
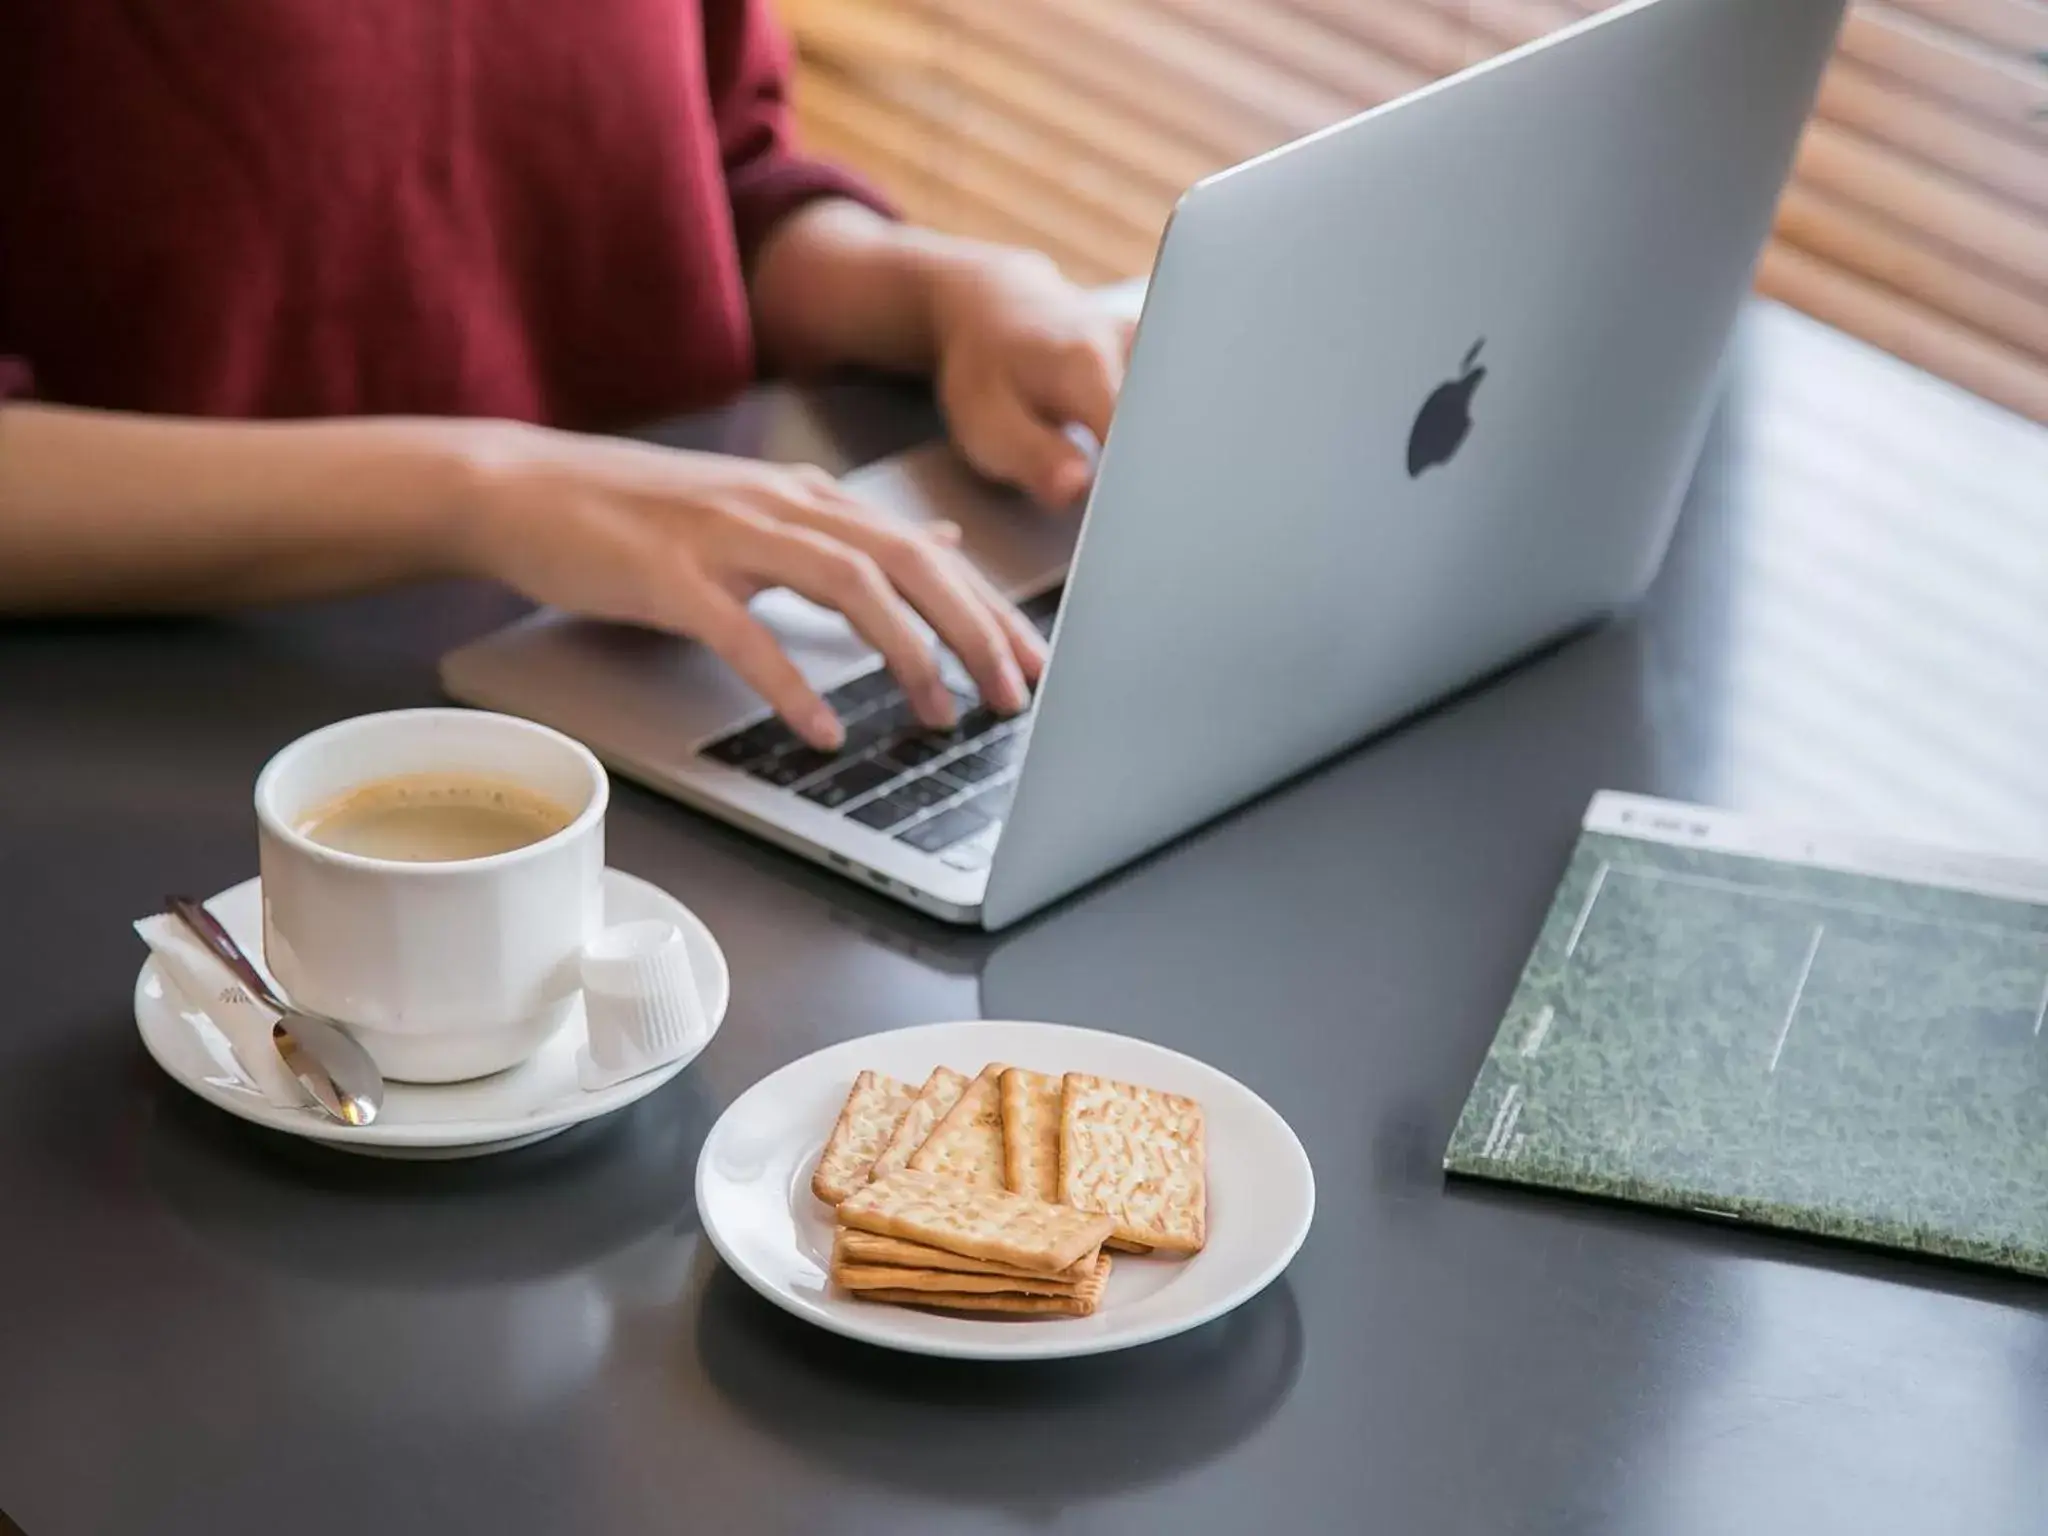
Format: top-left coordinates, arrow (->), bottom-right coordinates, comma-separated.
0,1 -> 1134,746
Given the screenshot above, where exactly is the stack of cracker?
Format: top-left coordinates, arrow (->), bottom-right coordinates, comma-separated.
835,1171 -> 1115,1315
810,1061 -> 1208,1320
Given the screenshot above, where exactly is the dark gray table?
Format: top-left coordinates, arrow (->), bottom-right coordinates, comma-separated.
3,303 -> 2046,1536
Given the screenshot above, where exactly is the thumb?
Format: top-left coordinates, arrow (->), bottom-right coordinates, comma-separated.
955,388 -> 1094,509
1016,337 -> 1122,445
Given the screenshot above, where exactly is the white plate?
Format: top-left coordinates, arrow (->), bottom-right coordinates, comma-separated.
133,869 -> 729,1159
695,1021 -> 1314,1361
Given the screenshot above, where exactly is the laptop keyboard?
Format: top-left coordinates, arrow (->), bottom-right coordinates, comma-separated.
697,588 -> 1061,871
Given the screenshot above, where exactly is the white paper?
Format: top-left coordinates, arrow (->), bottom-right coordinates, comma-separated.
134,914 -> 308,1108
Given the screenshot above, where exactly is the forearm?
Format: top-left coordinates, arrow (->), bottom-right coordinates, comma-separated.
748,199 -> 1052,378
0,405 -> 486,614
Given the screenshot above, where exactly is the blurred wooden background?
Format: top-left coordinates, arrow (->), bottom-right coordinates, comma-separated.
785,0 -> 2048,424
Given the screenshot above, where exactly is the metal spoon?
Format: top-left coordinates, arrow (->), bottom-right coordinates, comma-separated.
167,895 -> 385,1127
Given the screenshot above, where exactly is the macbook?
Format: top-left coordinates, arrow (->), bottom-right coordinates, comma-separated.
442,0 -> 1849,928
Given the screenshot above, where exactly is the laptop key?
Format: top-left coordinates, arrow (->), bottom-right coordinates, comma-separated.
750,745 -> 839,788
847,772 -> 956,830
893,773 -> 961,812
899,803 -> 990,854
944,748 -> 1004,785
848,792 -> 917,831
837,698 -> 918,756
799,756 -> 896,809
951,704 -> 1004,742
881,734 -> 951,770
824,669 -> 900,715
703,716 -> 795,767
980,732 -> 1025,768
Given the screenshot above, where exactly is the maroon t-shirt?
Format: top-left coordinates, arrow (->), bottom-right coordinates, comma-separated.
0,1 -> 882,428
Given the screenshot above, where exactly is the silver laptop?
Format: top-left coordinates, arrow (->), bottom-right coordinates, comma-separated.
442,0 -> 1846,929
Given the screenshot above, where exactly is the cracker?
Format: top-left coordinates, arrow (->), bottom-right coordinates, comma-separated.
837,1169 -> 1114,1275
836,1229 -> 1094,1283
831,1236 -> 1089,1294
1105,1238 -> 1153,1255
1000,1067 -> 1063,1201
810,1071 -> 919,1206
849,1254 -> 1112,1317
850,1287 -> 1099,1317
868,1066 -> 969,1184
833,1260 -> 1084,1298
1059,1073 -> 1208,1254
907,1063 -> 1008,1186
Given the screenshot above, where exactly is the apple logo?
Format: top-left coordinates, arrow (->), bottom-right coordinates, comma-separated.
1406,338 -> 1487,478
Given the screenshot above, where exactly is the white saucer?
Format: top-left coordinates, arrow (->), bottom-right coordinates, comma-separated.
695,1021 -> 1314,1361
133,869 -> 729,1159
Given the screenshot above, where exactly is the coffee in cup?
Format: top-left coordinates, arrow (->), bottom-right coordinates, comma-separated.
298,773 -> 576,863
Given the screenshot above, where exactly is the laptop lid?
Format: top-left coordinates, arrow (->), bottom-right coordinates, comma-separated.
982,0 -> 1847,929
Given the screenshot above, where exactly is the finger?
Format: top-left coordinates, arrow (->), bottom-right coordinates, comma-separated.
957,562 -> 1050,684
722,519 -> 958,729
684,582 -> 844,750
1017,334 -> 1122,445
950,386 -> 1094,509
922,536 -> 1049,684
815,504 -> 1032,714
779,491 -> 1032,713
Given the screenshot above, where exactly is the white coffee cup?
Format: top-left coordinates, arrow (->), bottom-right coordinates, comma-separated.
255,709 -> 609,1083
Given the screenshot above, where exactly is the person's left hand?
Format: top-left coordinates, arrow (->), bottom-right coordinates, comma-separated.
928,252 -> 1135,509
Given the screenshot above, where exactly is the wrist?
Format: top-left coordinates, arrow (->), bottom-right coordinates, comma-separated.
411,418 -> 543,583
923,244 -> 1061,365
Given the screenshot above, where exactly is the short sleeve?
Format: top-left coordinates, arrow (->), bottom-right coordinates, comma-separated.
700,0 -> 896,267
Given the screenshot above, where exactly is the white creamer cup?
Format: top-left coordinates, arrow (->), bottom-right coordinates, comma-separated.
255,709 -> 608,1083
577,920 -> 711,1091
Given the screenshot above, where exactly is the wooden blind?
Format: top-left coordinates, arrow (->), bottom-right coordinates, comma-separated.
785,0 -> 2048,424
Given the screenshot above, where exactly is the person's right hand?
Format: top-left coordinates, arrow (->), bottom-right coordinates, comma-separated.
451,424 -> 1044,750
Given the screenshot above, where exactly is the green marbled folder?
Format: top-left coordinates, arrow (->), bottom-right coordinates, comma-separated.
1447,792 -> 2048,1276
